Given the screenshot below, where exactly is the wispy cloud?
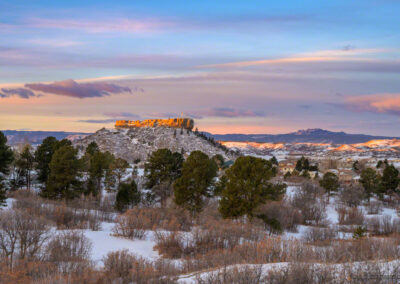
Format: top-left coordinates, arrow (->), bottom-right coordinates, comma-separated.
345,94 -> 400,116
78,111 -> 141,124
0,88 -> 40,99
103,112 -> 140,118
27,39 -> 83,47
25,79 -> 134,98
29,18 -> 174,34
190,107 -> 266,118
200,48 -> 392,69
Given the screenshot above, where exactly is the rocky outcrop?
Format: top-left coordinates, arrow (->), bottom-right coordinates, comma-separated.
115,118 -> 194,130
73,127 -> 237,163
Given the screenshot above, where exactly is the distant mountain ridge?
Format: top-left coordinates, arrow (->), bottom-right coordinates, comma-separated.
2,128 -> 399,145
204,128 -> 399,144
2,130 -> 89,145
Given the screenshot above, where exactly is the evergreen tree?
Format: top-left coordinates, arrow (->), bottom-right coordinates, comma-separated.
0,131 -> 13,174
174,151 -> 217,215
35,136 -> 58,183
0,131 -> 13,205
269,156 -> 278,166
212,154 -> 225,168
144,149 -> 183,206
319,172 -> 339,200
0,176 -> 6,206
218,156 -> 286,219
86,151 -> 114,196
9,150 -> 25,191
295,156 -> 309,172
352,160 -> 360,173
381,164 -> 399,194
41,145 -> 81,199
18,144 -> 34,190
104,157 -> 129,192
85,141 -> 100,156
115,180 -> 141,212
359,168 -> 380,202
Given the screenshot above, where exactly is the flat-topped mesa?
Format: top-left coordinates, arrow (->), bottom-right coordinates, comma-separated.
115,118 -> 194,130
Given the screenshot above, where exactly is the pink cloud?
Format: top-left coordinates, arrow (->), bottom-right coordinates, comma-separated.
25,79 -> 133,98
346,94 -> 400,116
29,18 -> 174,33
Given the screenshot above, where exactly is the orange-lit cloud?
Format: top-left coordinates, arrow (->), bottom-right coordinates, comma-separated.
346,94 -> 400,116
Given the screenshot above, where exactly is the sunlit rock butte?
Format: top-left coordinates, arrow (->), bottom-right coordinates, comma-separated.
115,118 -> 194,130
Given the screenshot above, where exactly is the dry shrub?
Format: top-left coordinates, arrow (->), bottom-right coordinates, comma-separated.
196,265 -> 265,284
339,183 -> 364,207
304,227 -> 338,244
291,181 -> 327,225
45,230 -> 93,275
267,263 -> 336,284
12,191 -> 103,230
0,258 -> 58,284
154,231 -> 186,259
0,209 -> 51,267
337,206 -> 365,225
102,250 -> 180,283
367,200 -> 383,214
103,250 -> 136,281
366,215 -> 400,235
154,219 -> 265,259
113,210 -> 148,239
113,207 -> 192,238
256,201 -> 303,233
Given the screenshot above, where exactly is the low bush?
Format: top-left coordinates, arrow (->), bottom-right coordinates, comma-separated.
337,206 -> 365,226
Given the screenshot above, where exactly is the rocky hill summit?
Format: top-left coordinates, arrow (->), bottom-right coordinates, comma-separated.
73,127 -> 237,163
115,118 -> 194,130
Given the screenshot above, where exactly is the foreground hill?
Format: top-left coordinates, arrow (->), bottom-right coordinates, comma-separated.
206,128 -> 399,144
73,127 -> 237,163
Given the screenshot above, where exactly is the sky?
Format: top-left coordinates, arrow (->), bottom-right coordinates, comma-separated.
1,0 -> 400,135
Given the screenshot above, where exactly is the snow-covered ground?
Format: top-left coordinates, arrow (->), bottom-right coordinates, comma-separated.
82,222 -> 158,266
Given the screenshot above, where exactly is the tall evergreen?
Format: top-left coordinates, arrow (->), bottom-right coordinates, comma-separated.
174,151 -> 217,215
115,180 -> 141,212
381,164 -> 399,194
0,131 -> 13,206
144,149 -> 183,206
319,172 -> 339,200
18,144 -> 34,190
35,136 -> 58,183
359,168 -> 381,202
218,156 -> 286,219
41,145 -> 81,199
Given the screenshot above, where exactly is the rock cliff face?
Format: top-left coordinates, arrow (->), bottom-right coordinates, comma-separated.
115,118 -> 194,130
73,127 -> 236,163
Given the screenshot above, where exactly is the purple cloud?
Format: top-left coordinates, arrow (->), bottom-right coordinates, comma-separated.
191,107 -> 266,118
104,112 -> 140,118
0,88 -> 39,99
25,79 -> 133,98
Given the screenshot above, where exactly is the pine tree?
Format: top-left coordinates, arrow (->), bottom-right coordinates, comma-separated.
381,164 -> 399,194
144,149 -> 183,206
115,180 -> 141,212
319,172 -> 339,201
359,168 -> 380,202
0,131 -> 13,206
35,136 -> 58,183
41,145 -> 81,199
19,144 -> 34,190
174,151 -> 217,215
218,156 -> 286,219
